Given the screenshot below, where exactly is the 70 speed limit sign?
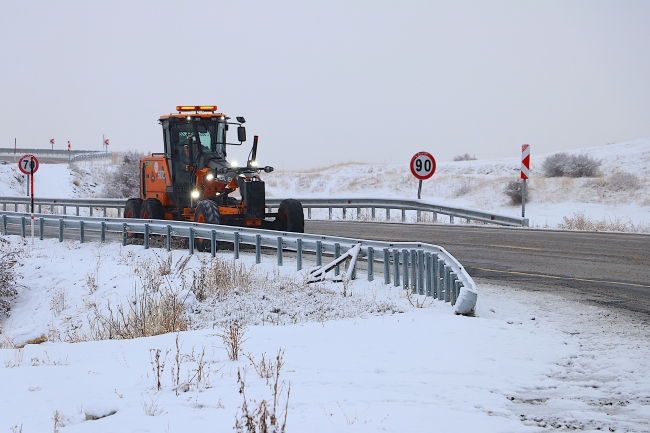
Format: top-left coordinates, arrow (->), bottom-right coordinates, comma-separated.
410,151 -> 436,180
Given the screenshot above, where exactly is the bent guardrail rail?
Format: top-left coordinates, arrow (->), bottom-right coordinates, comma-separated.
0,211 -> 478,315
0,196 -> 528,227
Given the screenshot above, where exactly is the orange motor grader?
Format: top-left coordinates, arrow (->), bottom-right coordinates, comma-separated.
124,105 -> 304,251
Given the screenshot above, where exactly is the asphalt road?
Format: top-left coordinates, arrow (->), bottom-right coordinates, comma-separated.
306,221 -> 650,317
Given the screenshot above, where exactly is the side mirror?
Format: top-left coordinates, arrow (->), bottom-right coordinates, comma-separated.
237,126 -> 246,142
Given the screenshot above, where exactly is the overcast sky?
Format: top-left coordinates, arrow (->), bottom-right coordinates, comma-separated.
1,1 -> 649,170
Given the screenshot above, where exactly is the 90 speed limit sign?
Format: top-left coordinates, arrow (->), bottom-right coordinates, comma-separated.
410,151 -> 436,180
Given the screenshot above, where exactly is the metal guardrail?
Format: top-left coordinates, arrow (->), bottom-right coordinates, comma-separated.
0,211 -> 478,315
0,196 -> 528,227
70,152 -> 112,162
0,148 -> 105,156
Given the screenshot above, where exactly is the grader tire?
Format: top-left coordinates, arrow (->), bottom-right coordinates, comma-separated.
140,198 -> 164,220
275,199 -> 304,233
194,200 -> 222,252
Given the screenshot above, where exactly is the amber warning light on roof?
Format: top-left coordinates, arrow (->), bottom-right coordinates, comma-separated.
176,105 -> 218,112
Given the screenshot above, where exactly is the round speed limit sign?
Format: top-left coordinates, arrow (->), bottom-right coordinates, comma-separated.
410,151 -> 436,180
18,154 -> 39,175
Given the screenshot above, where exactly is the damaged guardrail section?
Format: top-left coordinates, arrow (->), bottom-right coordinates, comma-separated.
0,212 -> 478,315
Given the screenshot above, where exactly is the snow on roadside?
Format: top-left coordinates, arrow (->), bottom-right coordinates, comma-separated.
1,237 -> 650,432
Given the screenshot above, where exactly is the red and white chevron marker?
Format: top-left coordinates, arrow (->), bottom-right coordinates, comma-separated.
521,144 -> 530,179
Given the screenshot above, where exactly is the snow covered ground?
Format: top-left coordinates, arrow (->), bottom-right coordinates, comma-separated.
1,238 -> 649,432
1,138 -> 650,431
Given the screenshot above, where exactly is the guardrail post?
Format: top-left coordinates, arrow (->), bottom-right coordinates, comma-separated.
2,203 -> 5,211
103,207 -> 107,217
211,230 -> 217,257
63,205 -> 67,215
334,243 -> 340,275
466,218 -> 470,224
402,249 -> 409,290
418,250 -> 425,295
356,207 -> 361,220
401,209 -> 406,222
342,208 -> 346,220
393,249 -> 400,287
417,210 -> 421,222
20,216 -> 25,238
90,207 -> 93,217
166,225 -> 172,251
59,219 -> 64,242
431,254 -> 438,298
351,245 -> 357,280
450,273 -> 458,304
79,220 -> 85,243
328,208 -> 332,220
367,247 -> 374,281
100,221 -> 106,243
296,238 -> 303,271
189,228 -> 195,254
437,259 -> 444,301
38,204 -> 42,213
308,208 -> 312,220
444,266 -> 451,302
383,248 -> 390,284
410,249 -> 417,293
255,234 -> 261,264
2,214 -> 6,235
39,218 -> 44,240
386,208 -> 390,221
425,252 -> 431,296
432,212 -> 437,223
316,240 -> 322,266
144,224 -> 149,249
450,215 -> 454,224
277,237 -> 283,266
372,207 -> 376,220
233,232 -> 240,259
76,206 -> 80,216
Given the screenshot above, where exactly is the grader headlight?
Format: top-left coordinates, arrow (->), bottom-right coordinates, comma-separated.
191,189 -> 201,199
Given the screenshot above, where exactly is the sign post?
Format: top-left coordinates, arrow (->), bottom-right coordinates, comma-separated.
521,144 -> 530,217
50,138 -> 55,150
410,151 -> 436,199
104,137 -> 109,153
18,154 -> 39,244
68,141 -> 71,161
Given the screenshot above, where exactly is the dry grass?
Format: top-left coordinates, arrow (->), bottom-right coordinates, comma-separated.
558,210 -> 650,233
